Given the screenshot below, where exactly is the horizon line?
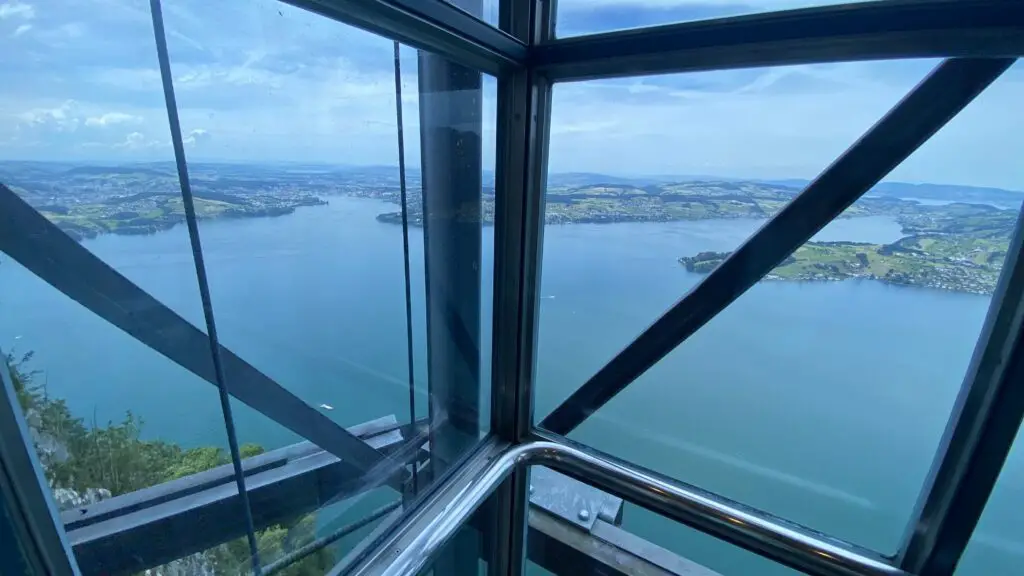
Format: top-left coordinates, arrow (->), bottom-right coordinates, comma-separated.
1,159 -> 1021,195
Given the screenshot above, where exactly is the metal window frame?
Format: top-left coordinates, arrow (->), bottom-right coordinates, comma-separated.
488,0 -> 556,573
898,195 -> 1024,572
280,0 -> 525,74
534,0 -> 1024,81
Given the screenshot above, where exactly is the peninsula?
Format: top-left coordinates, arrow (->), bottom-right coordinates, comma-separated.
679,203 -> 1016,295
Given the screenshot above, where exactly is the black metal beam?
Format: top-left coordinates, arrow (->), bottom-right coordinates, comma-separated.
0,184 -> 391,476
66,419 -> 419,576
281,0 -> 525,75
534,0 -> 1024,81
899,205 -> 1024,574
541,57 -> 1015,436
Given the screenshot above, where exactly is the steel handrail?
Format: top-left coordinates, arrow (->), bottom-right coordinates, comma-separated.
359,440 -> 905,576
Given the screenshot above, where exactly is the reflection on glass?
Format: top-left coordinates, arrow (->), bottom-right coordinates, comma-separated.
555,0 -> 879,37
957,430 -> 1024,575
536,59 -> 1024,558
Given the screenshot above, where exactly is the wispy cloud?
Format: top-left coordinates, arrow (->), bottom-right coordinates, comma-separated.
0,2 -> 34,20
11,22 -> 29,36
85,112 -> 142,127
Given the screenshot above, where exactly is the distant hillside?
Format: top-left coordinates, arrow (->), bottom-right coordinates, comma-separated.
870,182 -> 1024,205
3,162 -> 1020,206
64,166 -> 172,178
545,171 -> 1023,206
765,178 -> 1023,206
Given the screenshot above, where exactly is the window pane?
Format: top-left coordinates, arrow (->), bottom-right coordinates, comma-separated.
957,429 -> 1024,575
536,59 -> 1023,556
0,1 -> 236,571
443,0 -> 499,29
3,0 -> 497,573
415,492 -> 500,576
556,0 -> 881,38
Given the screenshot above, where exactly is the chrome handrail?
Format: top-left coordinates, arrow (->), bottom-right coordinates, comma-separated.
355,440 -> 905,576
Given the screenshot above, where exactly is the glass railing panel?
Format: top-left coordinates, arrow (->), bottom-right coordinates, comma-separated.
536,58 -> 1021,556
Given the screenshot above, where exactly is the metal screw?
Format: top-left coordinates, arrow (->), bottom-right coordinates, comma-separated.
578,509 -> 590,521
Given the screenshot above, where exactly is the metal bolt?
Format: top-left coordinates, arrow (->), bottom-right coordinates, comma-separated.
578,509 -> 590,521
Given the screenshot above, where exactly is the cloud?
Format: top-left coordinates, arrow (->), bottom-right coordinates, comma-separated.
182,128 -> 209,146
0,0 -> 1020,188
85,112 -> 142,127
0,2 -> 34,19
11,22 -> 29,36
114,131 -> 165,150
17,100 -> 79,132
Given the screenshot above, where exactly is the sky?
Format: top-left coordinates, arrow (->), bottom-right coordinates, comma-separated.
0,0 -> 1021,189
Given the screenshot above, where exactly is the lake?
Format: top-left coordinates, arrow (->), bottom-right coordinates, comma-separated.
0,197 -> 1018,574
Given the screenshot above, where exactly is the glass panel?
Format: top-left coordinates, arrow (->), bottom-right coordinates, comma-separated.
957,429 -> 1024,575
555,0 -> 881,38
538,60 -> 929,398
159,0 -> 495,571
443,0 -> 499,29
0,1 -> 235,571
3,1 -> 496,574
536,59 -> 1023,556
416,492 -> 499,576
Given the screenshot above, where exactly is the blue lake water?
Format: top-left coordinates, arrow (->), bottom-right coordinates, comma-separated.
0,197 -> 1018,574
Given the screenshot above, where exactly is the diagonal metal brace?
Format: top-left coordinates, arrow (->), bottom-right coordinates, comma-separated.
542,57 -> 1016,436
0,184 -> 389,474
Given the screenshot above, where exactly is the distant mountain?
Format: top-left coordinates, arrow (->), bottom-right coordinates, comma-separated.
549,171 -> 1023,206
64,165 -> 173,178
869,182 -> 1024,205
546,172 -> 665,187
3,161 -> 1021,206
763,178 -> 1023,206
